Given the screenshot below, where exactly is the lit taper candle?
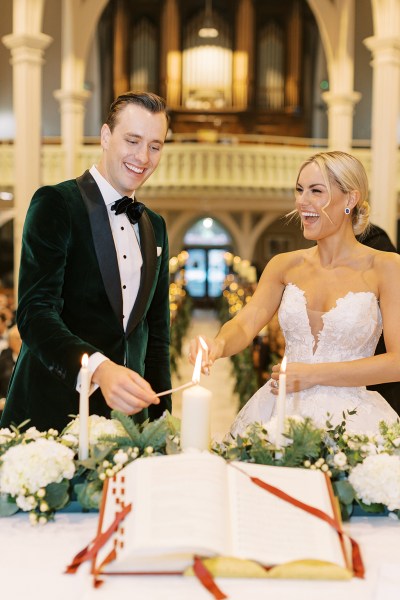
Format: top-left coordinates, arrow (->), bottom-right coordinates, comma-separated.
275,356 -> 287,449
78,353 -> 90,460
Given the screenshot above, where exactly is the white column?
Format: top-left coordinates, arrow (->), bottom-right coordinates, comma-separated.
160,0 -> 181,108
2,29 -> 52,294
53,88 -> 90,178
364,35 -> 400,244
321,91 -> 361,151
308,0 -> 359,151
53,0 -> 92,180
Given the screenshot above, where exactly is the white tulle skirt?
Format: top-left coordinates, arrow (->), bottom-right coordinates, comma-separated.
230,379 -> 399,438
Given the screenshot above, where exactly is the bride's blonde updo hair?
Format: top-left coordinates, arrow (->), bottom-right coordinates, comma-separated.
297,150 -> 370,235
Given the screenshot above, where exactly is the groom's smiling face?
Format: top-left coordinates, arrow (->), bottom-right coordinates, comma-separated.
98,104 -> 168,197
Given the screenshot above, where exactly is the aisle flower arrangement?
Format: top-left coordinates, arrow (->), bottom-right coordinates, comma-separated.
169,252 -> 193,377
218,270 -> 258,409
0,410 -> 399,524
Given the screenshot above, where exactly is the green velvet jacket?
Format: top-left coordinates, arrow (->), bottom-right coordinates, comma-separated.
1,171 -> 171,432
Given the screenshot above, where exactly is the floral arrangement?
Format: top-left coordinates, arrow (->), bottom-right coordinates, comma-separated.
0,410 -> 399,525
217,277 -> 258,408
169,252 -> 193,377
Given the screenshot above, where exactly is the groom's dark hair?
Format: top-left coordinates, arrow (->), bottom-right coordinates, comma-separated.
106,91 -> 169,132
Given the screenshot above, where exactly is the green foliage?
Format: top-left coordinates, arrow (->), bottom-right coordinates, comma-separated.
0,493 -> 19,517
45,480 -> 71,511
75,479 -> 104,511
170,293 -> 193,377
230,348 -> 259,410
110,411 -> 142,446
283,419 -> 323,467
1,410 -> 399,525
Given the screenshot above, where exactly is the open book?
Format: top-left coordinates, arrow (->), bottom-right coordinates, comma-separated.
87,452 -> 362,580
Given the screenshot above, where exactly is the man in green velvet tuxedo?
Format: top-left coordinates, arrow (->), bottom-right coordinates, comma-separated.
1,92 -> 172,432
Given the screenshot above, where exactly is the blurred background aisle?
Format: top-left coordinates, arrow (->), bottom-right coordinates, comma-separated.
171,308 -> 238,442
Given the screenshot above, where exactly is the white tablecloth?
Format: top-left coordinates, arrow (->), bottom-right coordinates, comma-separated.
1,512 -> 399,600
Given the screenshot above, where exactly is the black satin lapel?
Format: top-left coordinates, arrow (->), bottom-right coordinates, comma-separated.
126,211 -> 157,336
76,171 -> 123,324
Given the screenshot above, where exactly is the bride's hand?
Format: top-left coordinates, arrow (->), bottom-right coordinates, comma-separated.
188,336 -> 225,375
270,362 -> 314,394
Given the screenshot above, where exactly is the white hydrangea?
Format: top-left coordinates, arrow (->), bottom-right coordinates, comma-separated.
261,415 -> 300,447
349,454 -> 400,511
16,494 -> 38,511
0,438 -> 75,498
23,427 -> 42,441
63,414 -> 129,444
0,428 -> 14,445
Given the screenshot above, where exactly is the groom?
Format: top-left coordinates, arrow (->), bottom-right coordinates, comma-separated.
1,91 -> 172,432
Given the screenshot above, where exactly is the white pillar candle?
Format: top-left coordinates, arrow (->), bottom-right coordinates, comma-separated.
181,384 -> 212,452
275,356 -> 287,449
78,353 -> 90,460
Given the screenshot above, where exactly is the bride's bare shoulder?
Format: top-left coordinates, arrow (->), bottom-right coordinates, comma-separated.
268,247 -> 314,269
371,247 -> 400,275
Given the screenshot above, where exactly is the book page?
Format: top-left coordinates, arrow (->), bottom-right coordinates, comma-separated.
227,462 -> 346,568
115,453 -> 230,567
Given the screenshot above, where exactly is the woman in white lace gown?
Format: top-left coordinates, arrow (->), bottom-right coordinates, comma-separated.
190,151 -> 400,435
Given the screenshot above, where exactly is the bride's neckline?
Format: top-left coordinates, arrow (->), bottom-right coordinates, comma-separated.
285,282 -> 379,355
286,282 -> 378,316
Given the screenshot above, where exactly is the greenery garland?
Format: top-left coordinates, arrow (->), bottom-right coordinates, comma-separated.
1,410 -> 399,524
217,293 -> 258,410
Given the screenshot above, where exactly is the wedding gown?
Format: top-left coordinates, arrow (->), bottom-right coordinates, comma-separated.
230,283 -> 399,437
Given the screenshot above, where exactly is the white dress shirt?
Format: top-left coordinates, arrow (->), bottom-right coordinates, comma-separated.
77,166 -> 143,391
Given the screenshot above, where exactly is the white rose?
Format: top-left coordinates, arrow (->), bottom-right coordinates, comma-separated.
333,452 -> 347,468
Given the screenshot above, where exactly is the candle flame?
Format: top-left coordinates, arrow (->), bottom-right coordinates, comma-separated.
81,353 -> 89,368
192,349 -> 203,384
281,355 -> 287,373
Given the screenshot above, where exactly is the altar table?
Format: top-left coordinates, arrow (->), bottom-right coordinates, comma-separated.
0,512 -> 399,600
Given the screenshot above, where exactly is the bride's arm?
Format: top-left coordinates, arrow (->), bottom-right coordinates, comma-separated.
273,253 -> 400,392
190,254 -> 287,366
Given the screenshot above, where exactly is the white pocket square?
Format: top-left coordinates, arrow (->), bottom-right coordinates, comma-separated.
157,246 -> 162,257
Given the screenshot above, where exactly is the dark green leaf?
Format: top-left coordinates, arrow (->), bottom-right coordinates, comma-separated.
355,498 -> 386,514
333,479 -> 356,505
111,411 -> 141,445
0,493 -> 19,517
75,479 -> 104,510
45,480 -> 71,510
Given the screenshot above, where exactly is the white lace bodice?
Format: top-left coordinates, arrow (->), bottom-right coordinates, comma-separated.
279,283 -> 383,363
230,283 -> 398,436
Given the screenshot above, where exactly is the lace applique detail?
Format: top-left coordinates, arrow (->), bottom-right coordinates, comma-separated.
230,283 -> 397,436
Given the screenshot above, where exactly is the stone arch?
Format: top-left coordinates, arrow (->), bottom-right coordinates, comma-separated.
167,209 -> 242,256
246,212 -> 285,261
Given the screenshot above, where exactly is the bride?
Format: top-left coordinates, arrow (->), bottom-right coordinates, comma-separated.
190,151 -> 400,435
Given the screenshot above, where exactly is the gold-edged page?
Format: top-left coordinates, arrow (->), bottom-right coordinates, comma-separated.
105,453 -> 231,572
227,462 -> 346,569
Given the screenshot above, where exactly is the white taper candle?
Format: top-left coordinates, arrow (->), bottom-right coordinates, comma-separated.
78,353 -> 90,460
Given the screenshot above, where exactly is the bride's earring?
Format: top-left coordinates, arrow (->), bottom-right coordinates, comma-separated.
344,207 -> 351,215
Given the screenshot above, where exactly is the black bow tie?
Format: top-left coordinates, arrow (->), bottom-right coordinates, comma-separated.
110,196 -> 145,225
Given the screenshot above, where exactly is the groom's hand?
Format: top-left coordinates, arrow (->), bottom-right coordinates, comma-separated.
92,360 -> 160,414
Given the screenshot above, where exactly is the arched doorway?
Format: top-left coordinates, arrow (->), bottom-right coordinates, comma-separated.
183,217 -> 232,306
